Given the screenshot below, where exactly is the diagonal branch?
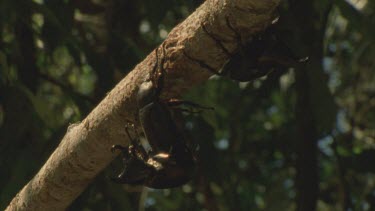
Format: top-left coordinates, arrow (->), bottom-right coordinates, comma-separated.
6,0 -> 280,210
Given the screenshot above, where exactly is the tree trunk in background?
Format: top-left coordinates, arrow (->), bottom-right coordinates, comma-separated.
295,65 -> 319,211
14,11 -> 38,93
290,0 -> 332,210
5,0 -> 280,210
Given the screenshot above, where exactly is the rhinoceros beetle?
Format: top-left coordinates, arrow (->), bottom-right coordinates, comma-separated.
111,45 -> 198,189
191,18 -> 308,82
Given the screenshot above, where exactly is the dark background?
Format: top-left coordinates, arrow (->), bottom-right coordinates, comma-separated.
1,0 -> 375,210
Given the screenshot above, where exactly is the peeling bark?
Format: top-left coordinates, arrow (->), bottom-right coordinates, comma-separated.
6,0 -> 280,210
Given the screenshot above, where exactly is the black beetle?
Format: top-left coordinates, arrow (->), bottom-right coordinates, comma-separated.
219,31 -> 307,82
111,45 -> 197,189
188,18 -> 308,82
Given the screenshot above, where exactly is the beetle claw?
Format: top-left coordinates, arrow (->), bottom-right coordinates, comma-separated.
111,145 -> 127,153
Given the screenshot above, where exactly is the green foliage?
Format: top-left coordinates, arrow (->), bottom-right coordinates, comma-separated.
1,0 -> 375,210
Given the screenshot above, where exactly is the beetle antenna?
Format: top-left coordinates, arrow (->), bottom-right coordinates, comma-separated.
125,123 -> 137,145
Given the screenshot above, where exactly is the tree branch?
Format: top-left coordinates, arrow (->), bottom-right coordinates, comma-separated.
6,0 -> 280,210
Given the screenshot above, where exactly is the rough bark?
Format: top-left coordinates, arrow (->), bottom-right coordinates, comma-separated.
6,0 -> 280,210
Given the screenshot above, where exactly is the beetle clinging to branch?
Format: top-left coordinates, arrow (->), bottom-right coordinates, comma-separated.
111,44 -> 198,189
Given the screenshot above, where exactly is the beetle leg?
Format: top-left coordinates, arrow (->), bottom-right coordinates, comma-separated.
171,107 -> 203,114
111,144 -> 127,153
125,123 -> 138,145
111,143 -> 155,185
166,99 -> 214,114
183,49 -> 221,76
167,99 -> 214,111
151,42 -> 167,98
201,23 -> 233,57
127,123 -> 142,140
111,145 -> 137,163
111,155 -> 153,185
